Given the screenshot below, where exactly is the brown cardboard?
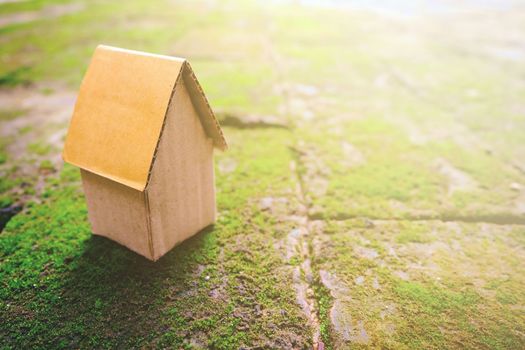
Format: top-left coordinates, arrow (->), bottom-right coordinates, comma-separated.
147,80 -> 215,260
81,169 -> 152,257
62,45 -> 226,261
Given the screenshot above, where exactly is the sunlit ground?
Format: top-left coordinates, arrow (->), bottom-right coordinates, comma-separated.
1,0 -> 524,349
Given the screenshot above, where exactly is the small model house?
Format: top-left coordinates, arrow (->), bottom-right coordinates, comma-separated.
63,45 -> 227,261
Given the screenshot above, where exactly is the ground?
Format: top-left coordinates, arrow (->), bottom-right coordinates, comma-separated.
0,0 -> 524,349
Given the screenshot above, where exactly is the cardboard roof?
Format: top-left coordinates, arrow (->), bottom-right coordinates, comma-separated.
63,45 -> 227,191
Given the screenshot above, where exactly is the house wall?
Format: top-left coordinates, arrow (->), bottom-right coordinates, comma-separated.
146,79 -> 215,260
80,169 -> 153,259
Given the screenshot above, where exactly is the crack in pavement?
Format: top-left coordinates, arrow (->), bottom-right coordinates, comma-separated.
215,111 -> 289,130
310,212 -> 525,226
286,158 -> 324,350
256,15 -> 327,348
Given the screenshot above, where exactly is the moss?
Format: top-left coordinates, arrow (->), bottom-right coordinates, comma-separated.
0,136 -> 9,165
314,219 -> 525,349
0,137 -> 21,210
0,109 -> 25,122
18,126 -> 32,135
295,118 -> 444,220
495,290 -> 518,305
0,0 -> 205,86
313,271 -> 335,350
0,0 -> 70,15
0,195 -> 13,208
0,176 -> 20,194
27,142 -> 51,156
0,67 -> 31,87
38,160 -> 55,172
394,280 -> 479,316
395,222 -> 435,244
1,129 -> 311,348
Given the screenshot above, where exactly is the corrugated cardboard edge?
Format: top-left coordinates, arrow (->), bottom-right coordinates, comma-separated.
182,62 -> 228,151
143,191 -> 155,260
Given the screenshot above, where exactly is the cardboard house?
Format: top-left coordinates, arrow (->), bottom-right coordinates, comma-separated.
63,45 -> 227,261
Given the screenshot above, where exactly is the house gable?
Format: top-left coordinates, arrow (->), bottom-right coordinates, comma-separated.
145,79 -> 215,260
